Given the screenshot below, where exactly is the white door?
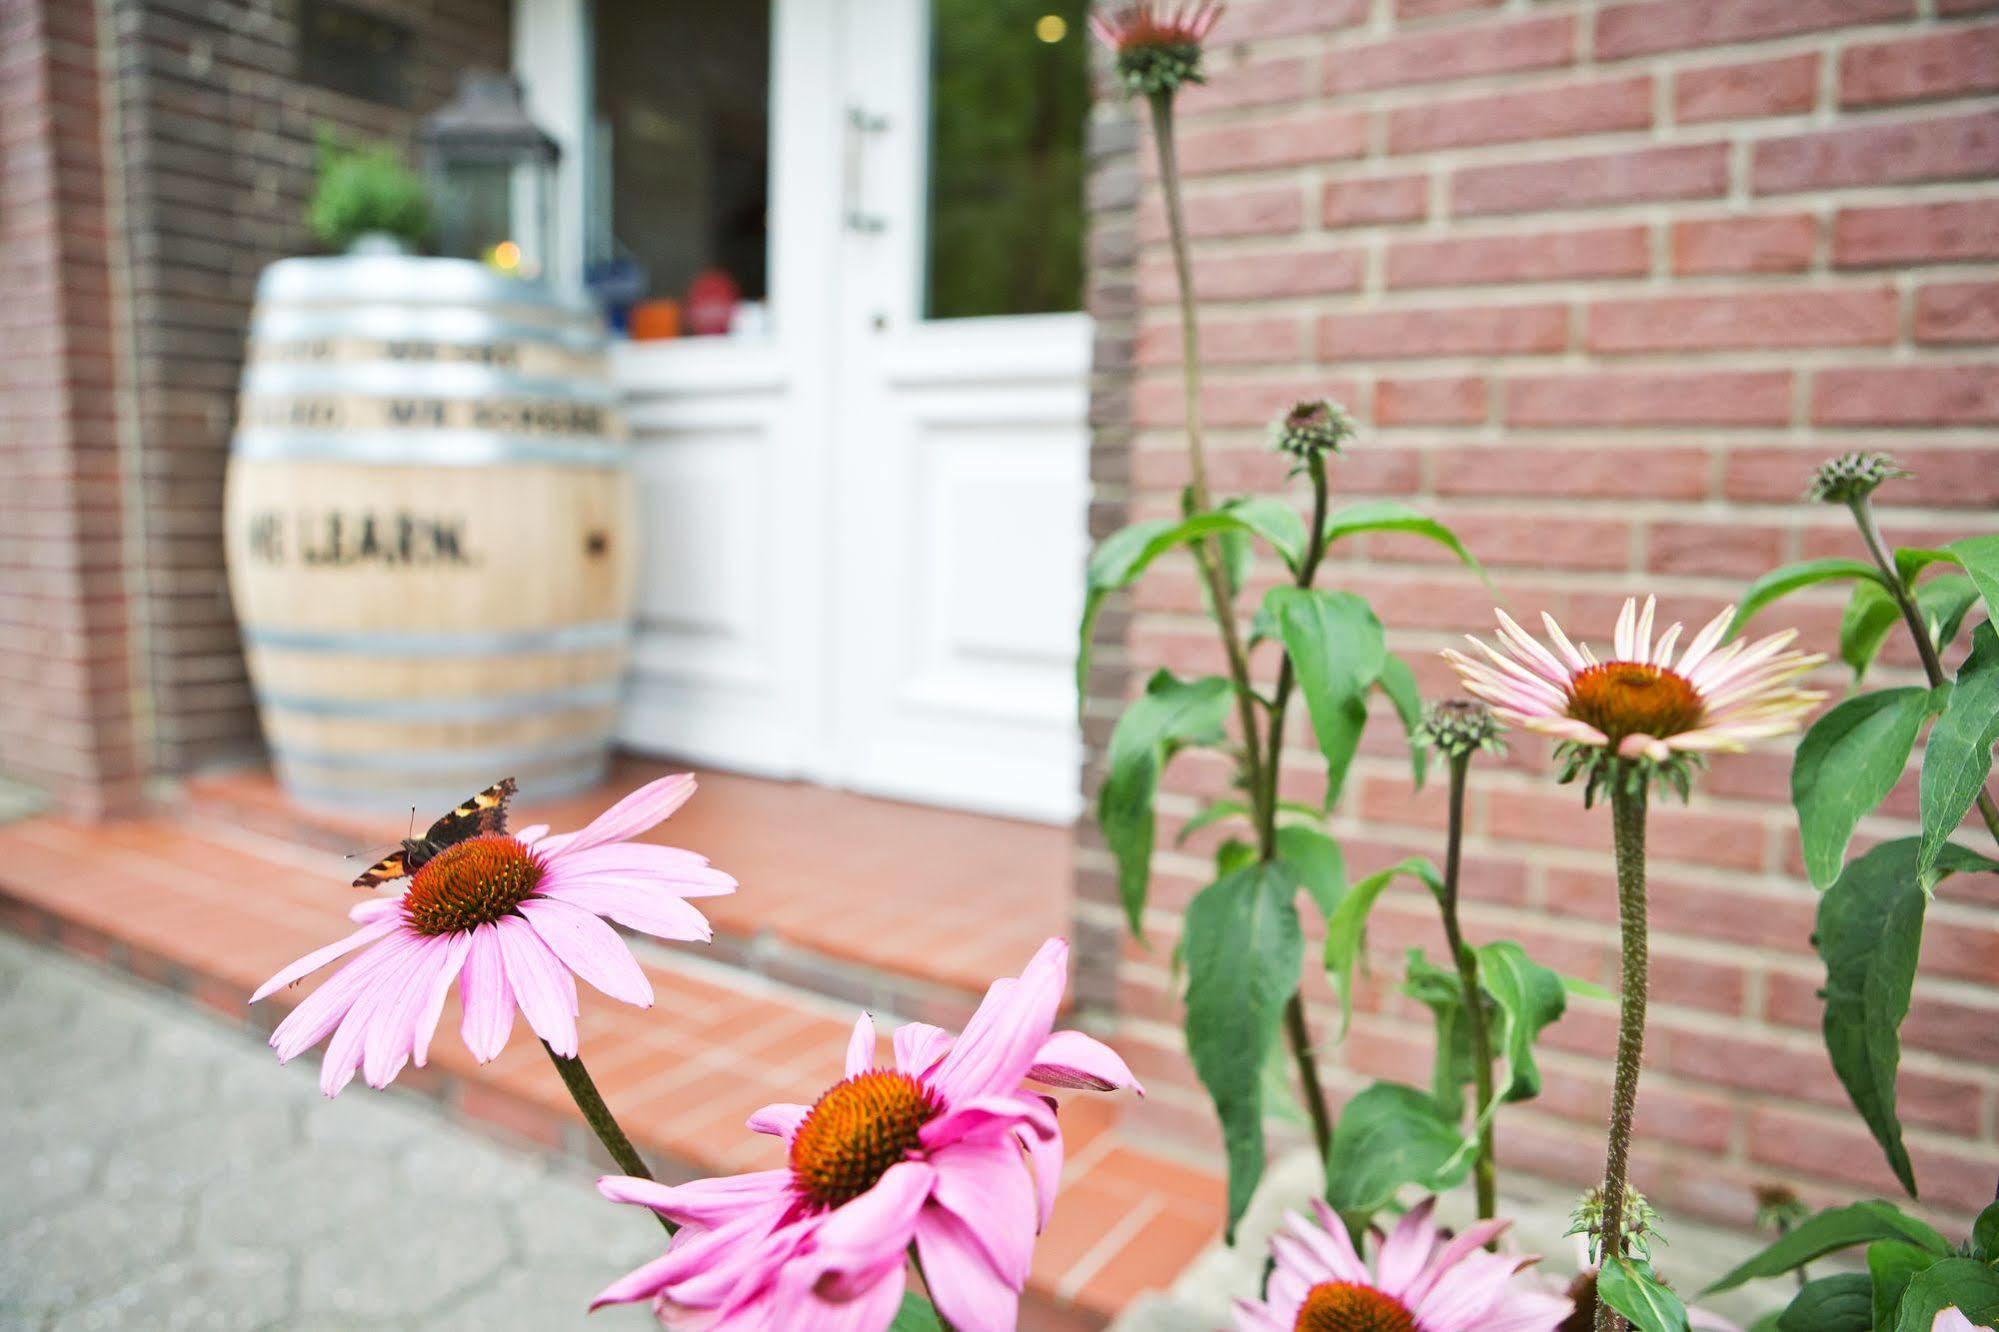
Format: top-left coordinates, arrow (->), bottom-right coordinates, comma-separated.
826,0 -> 1090,820
523,0 -> 1090,823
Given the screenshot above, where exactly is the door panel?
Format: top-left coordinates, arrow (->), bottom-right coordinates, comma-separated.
615,343 -> 825,780
836,319 -> 1088,820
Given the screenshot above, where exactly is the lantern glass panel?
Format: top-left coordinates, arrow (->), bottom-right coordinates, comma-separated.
422,73 -> 562,282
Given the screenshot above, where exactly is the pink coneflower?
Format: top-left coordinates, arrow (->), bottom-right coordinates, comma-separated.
251,775 -> 732,1096
1444,596 -> 1822,765
592,938 -> 1139,1332
1090,2 -> 1224,97
1089,0 -> 1223,51
1234,1198 -> 1572,1332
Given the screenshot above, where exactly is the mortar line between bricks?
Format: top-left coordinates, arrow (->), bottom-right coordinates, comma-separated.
1056,1193 -> 1166,1303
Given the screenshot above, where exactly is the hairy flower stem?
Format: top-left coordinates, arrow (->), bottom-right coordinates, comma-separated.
1149,85 -> 1332,1176
1595,773 -> 1650,1332
1259,453 -> 1331,851
543,1041 -> 673,1235
1260,456 -> 1337,1171
1439,752 -> 1500,1240
1848,495 -> 1999,848
1146,87 -> 1265,798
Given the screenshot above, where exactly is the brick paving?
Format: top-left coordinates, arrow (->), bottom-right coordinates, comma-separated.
0,773 -> 1226,1327
183,761 -> 1077,1015
1,931 -> 663,1330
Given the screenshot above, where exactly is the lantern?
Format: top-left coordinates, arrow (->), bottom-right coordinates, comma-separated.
420,71 -> 560,281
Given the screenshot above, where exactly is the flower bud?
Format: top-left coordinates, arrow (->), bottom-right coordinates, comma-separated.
1273,398 -> 1355,462
1806,450 -> 1909,504
1566,1185 -> 1663,1265
1418,698 -> 1506,761
1090,2 -> 1225,99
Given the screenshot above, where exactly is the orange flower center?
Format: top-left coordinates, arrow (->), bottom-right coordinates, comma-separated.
402,835 -> 544,936
1567,662 -> 1704,745
1294,1281 -> 1418,1332
789,1069 -> 941,1207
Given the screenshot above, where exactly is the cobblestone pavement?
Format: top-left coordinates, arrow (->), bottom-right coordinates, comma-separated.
0,933 -> 665,1330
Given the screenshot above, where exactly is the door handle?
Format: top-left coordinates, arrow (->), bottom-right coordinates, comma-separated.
843,105 -> 889,234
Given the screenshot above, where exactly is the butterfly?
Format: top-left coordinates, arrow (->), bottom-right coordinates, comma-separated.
350,777 -> 519,888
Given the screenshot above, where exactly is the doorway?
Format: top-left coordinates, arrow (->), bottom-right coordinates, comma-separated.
513,0 -> 1091,823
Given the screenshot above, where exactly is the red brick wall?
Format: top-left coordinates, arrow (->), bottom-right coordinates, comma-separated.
1,0 -> 511,813
0,0 -> 144,817
103,0 -> 512,779
1079,0 -> 1999,1234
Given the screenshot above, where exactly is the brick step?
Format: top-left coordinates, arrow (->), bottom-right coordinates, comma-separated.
176,759 -> 1077,1030
0,810 -> 1224,1327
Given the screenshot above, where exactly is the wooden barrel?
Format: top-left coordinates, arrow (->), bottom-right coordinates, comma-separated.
224,251 -> 636,811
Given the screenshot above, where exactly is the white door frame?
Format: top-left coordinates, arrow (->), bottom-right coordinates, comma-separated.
513,0 -> 1087,823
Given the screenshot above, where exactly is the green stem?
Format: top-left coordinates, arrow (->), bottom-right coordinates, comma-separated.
542,1040 -> 673,1235
1148,83 -> 1332,1178
1259,452 -> 1331,852
1594,772 -> 1650,1332
1848,495 -> 1999,849
1149,90 -> 1211,511
1146,86 -> 1265,800
1260,453 -> 1336,1172
1439,752 -> 1499,1238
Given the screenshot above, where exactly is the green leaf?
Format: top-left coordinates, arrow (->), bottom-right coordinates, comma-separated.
1974,1202 -> 1999,1262
1176,799 -> 1253,846
1320,501 -> 1486,581
1225,496 -> 1308,571
1920,573 -> 1984,657
1323,1082 -> 1470,1218
1375,653 -> 1429,790
1919,622 -> 1999,878
1078,510 -> 1299,700
1216,838 -> 1257,878
1324,857 -> 1442,1038
1216,525 -> 1253,603
1259,1021 -> 1310,1130
1946,533 -> 1999,628
1402,949 -> 1481,1120
1793,687 -> 1931,889
1598,1256 -> 1691,1332
1870,1241 -> 1938,1330
1730,558 -> 1887,638
1275,823 -> 1347,919
1706,1201 -> 1953,1293
1893,1257 -> 1999,1332
1776,1273 -> 1873,1332
1817,838 -> 1999,1195
1265,587 -> 1388,809
1183,860 -> 1304,1235
1562,973 -> 1616,1001
1099,672 -> 1234,936
1475,941 -> 1567,1102
1839,578 -> 1903,684
1896,546 -> 1962,585
1077,518 -> 1176,700
889,1291 -> 944,1331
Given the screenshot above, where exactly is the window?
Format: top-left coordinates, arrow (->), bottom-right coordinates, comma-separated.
924,0 -> 1088,321
591,0 -> 771,331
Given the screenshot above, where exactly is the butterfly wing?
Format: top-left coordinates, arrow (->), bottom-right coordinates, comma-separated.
351,848 -> 413,889
419,776 -> 519,850
349,778 -> 518,888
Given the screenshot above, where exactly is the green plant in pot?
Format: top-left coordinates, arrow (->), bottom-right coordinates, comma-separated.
306,129 -> 433,254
